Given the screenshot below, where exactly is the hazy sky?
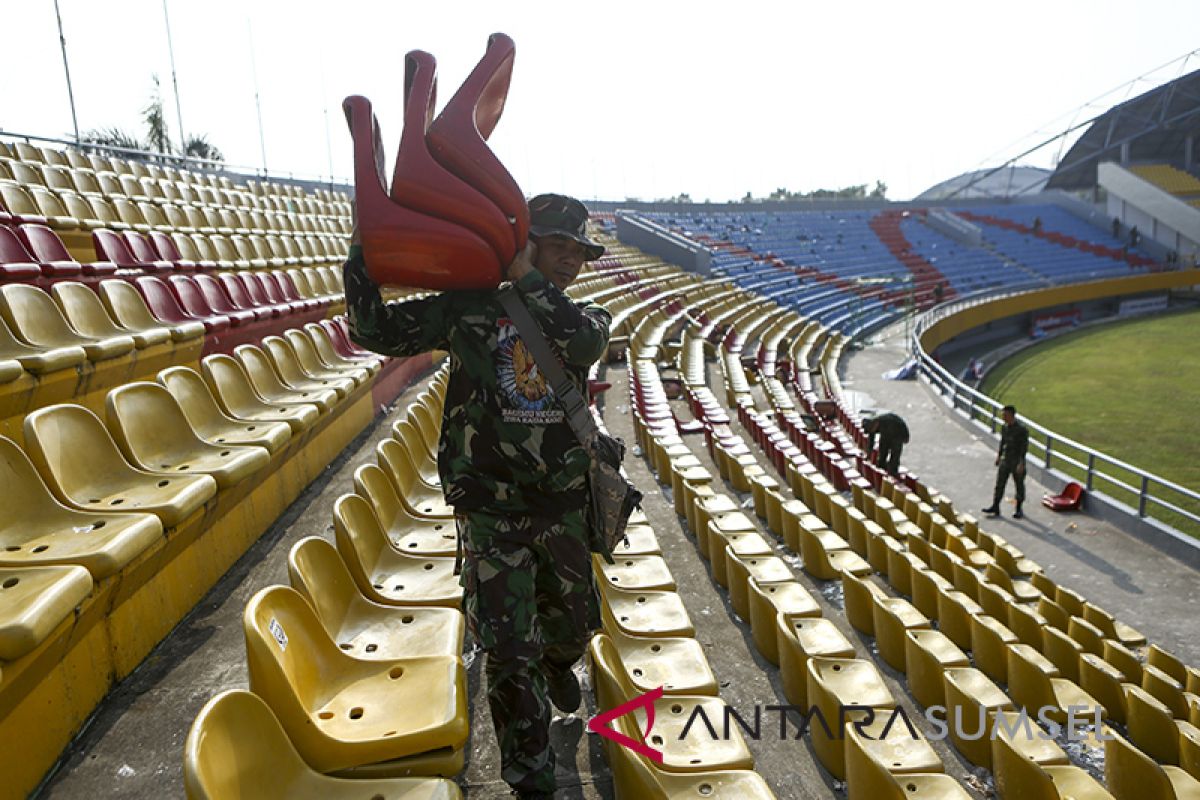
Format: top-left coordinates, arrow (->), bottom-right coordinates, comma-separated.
3,1 -> 1199,201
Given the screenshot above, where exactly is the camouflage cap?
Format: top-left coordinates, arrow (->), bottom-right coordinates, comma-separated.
528,193 -> 605,261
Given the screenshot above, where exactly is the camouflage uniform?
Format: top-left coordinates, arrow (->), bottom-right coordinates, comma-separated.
992,419 -> 1030,509
343,245 -> 611,794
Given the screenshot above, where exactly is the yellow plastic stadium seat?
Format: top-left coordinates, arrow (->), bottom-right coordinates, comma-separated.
598,581 -> 694,638
261,335 -> 355,399
943,667 -> 1015,767
243,585 -> 468,774
1105,730 -> 1200,800
1080,654 -> 1132,725
937,588 -> 983,651
50,281 -> 171,349
1104,640 -> 1145,684
0,564 -> 92,661
588,633 -> 754,774
746,579 -> 820,665
286,537 -> 463,661
1008,601 -> 1050,647
797,522 -> 871,581
603,735 -> 776,800
611,524 -> 662,557
1067,615 -> 1106,657
1143,664 -> 1191,719
184,690 -> 463,800
352,464 -> 457,556
283,328 -> 369,386
0,284 -> 135,361
910,567 -> 953,621
970,614 -> 1020,685
0,435 -> 162,578
376,439 -> 454,519
98,279 -> 206,343
24,404 -> 217,528
845,725 -> 970,800
725,552 -> 793,619
303,323 -> 381,376
201,354 -> 320,434
1149,647 -> 1191,689
1042,626 -> 1085,683
595,553 -> 677,592
389,421 -> 439,489
806,658 -> 896,778
1083,602 -> 1146,648
1006,643 -> 1107,725
906,629 -> 970,709
105,382 -> 271,490
157,367 -> 292,454
1125,684 -> 1192,766
708,526 -> 772,588
601,627 -> 717,696
234,344 -> 338,413
872,595 -> 930,672
843,715 -> 948,800
332,494 -> 461,608
0,311 -> 86,374
990,710 -> 1112,800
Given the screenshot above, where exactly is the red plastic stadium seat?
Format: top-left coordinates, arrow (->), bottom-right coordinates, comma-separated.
134,275 -> 230,333
1042,481 -> 1084,512
0,226 -> 46,281
238,273 -> 293,316
123,231 -> 188,273
270,271 -> 319,312
17,224 -> 117,277
168,275 -> 254,327
390,49 -> 517,264
147,230 -> 199,272
93,229 -> 170,275
193,274 -> 267,323
217,273 -> 277,319
342,94 -> 500,290
426,33 -> 528,255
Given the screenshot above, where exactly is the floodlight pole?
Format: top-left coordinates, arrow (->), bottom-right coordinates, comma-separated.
162,0 -> 185,150
52,0 -> 80,144
247,19 -> 269,173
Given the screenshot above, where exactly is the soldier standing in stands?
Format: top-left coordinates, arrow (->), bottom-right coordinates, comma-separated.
865,412 -> 909,477
343,195 -> 610,800
982,404 -> 1030,519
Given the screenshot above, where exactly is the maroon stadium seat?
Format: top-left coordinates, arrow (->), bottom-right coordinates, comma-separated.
193,274 -> 268,323
167,275 -> 254,327
17,224 -> 117,277
217,273 -> 280,319
134,275 -> 229,333
0,226 -> 45,281
147,230 -> 201,272
123,231 -> 188,273
93,229 -> 171,275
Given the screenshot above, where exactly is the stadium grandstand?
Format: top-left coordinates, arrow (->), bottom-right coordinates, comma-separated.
3,9 -> 1200,800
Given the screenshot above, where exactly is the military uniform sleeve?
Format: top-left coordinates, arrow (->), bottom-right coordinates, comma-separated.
1014,426 -> 1029,461
342,245 -> 455,357
513,268 -> 611,366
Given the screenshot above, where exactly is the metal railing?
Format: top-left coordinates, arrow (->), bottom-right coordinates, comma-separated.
912,292 -> 1200,536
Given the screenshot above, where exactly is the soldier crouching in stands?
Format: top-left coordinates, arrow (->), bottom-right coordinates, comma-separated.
865,412 -> 909,477
343,194 -> 610,799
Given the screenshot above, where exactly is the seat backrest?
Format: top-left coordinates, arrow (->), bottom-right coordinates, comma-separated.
272,270 -> 304,301
217,273 -> 255,309
41,165 -> 76,193
0,283 -> 85,344
242,584 -> 332,713
588,632 -> 639,710
262,337 -> 310,386
351,463 -> 403,530
210,234 -> 239,262
184,690 -> 309,799
122,232 -> 161,264
148,230 -> 184,262
303,323 -> 347,366
257,272 -> 288,304
238,273 -> 271,305
191,234 -> 219,261
60,192 -> 97,221
92,229 -> 140,268
105,381 -> 203,467
167,275 -> 217,318
50,282 -> 126,338
192,275 -> 237,314
282,329 -> 328,375
331,493 -> 387,582
0,226 -> 38,265
135,276 -> 194,323
97,279 -> 164,330
201,354 -> 267,414
234,345 -> 288,394
70,168 -> 102,195
0,434 -> 77,529
137,201 -> 168,229
1105,730 -> 1173,800
286,536 -> 355,635
8,159 -> 46,186
111,197 -> 146,227
376,438 -> 417,496
170,232 -> 203,261
0,183 -> 39,215
16,224 -> 73,262
157,365 -> 236,434
22,403 -> 143,503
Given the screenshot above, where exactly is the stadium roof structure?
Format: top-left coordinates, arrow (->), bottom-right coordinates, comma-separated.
1046,66 -> 1200,191
917,166 -> 1050,201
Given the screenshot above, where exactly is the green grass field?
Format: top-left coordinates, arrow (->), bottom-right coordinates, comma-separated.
980,308 -> 1200,536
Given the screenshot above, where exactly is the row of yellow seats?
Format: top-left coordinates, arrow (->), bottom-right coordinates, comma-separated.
0,141 -> 350,216
1129,164 -> 1200,196
0,329 -> 379,656
628,326 -> 963,800
736,322 -> 1200,800
0,157 -> 349,225
185,372 -> 466,798
0,181 -> 348,246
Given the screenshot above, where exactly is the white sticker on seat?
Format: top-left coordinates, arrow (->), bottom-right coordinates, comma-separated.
269,618 -> 288,651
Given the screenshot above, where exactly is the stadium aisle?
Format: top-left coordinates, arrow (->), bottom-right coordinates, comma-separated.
842,324 -> 1200,666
